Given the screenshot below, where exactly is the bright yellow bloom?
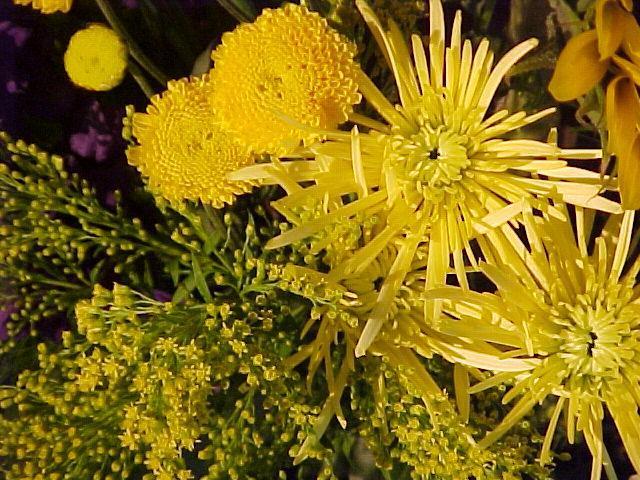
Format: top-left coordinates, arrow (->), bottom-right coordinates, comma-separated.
13,0 -> 71,14
209,3 -> 361,155
127,77 -> 257,207
64,24 -> 127,92
233,0 -> 618,356
426,206 -> 640,480
549,0 -> 640,209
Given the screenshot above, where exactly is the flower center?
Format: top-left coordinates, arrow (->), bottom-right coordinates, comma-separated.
386,127 -> 471,208
384,92 -> 475,209
555,296 -> 640,382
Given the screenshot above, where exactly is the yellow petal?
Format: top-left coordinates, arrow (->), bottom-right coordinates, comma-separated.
606,75 -> 640,209
621,13 -> 640,64
620,0 -> 633,11
618,134 -> 640,209
549,30 -> 609,101
606,75 -> 640,156
612,55 -> 640,85
596,0 -> 626,59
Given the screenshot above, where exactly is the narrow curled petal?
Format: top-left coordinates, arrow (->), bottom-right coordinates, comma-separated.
549,30 -> 609,101
596,0 -> 627,59
606,75 -> 640,207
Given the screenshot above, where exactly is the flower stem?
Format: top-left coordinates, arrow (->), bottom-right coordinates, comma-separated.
127,60 -> 155,98
94,0 -> 169,85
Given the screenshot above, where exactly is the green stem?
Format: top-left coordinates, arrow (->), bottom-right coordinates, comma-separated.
94,0 -> 169,85
127,60 -> 155,98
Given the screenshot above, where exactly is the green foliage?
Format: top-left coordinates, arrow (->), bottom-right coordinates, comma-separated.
0,133 -> 187,345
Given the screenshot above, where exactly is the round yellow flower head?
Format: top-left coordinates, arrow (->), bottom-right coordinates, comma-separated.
209,3 -> 361,154
13,0 -> 72,14
127,77 -> 258,207
64,24 -> 127,91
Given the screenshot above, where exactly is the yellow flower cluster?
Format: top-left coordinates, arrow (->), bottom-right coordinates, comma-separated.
128,77 -> 258,206
209,3 -> 361,154
549,0 -> 640,208
64,24 -> 128,92
128,3 -> 360,207
12,0 -> 71,14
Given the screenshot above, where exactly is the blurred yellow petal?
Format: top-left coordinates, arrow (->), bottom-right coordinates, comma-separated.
613,55 -> 640,86
596,0 -> 626,59
549,30 -> 609,101
606,75 -> 640,209
622,16 -> 640,65
620,0 -> 633,11
618,135 -> 640,209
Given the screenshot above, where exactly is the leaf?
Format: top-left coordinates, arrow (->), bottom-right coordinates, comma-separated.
168,258 -> 181,285
191,253 -> 213,303
216,0 -> 258,22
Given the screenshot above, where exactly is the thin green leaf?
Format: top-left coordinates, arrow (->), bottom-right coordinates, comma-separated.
191,253 -> 213,303
216,0 -> 258,22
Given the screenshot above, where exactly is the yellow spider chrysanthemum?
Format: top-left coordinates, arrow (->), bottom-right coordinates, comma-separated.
209,3 -> 361,155
127,77 -> 257,207
232,0 -> 620,356
13,0 -> 72,14
64,24 -> 127,91
425,206 -> 640,480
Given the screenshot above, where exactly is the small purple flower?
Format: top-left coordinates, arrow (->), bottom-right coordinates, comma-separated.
0,21 -> 31,47
69,100 -> 125,163
153,290 -> 173,302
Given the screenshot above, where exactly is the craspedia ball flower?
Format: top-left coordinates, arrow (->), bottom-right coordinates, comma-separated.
13,0 -> 72,14
64,24 -> 127,91
209,3 -> 361,154
127,77 -> 258,207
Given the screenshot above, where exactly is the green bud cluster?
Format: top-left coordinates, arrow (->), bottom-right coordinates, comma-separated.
0,133 -> 187,346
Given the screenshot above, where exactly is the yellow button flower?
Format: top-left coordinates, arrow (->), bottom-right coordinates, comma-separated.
13,0 -> 72,14
64,24 -> 128,92
209,3 -> 361,155
127,77 -> 258,207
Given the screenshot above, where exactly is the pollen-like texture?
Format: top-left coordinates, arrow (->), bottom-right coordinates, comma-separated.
209,3 -> 361,154
13,0 -> 72,13
127,77 -> 257,207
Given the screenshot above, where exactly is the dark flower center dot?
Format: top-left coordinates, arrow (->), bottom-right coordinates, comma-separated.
429,148 -> 439,160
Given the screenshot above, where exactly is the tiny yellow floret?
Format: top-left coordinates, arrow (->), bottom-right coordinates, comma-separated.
209,3 -> 361,154
127,77 -> 258,207
64,24 -> 127,92
13,0 -> 72,14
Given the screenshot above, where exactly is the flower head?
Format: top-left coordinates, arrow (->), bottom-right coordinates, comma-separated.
209,3 -> 361,154
426,206 -> 640,480
64,24 -> 127,91
233,0 -> 618,356
127,77 -> 257,207
13,0 -> 72,14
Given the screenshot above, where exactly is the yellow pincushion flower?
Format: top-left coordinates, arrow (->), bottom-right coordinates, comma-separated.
425,206 -> 640,480
13,0 -> 72,14
64,24 -> 127,92
209,3 -> 361,155
232,0 -> 620,357
127,77 -> 257,207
